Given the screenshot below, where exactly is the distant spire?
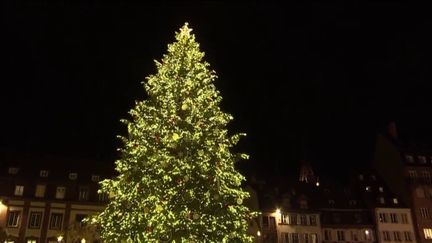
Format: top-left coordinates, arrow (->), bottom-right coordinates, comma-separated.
388,121 -> 398,140
299,160 -> 316,183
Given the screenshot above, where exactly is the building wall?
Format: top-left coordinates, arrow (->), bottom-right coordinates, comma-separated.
262,211 -> 321,243
321,227 -> 375,243
0,199 -> 105,243
405,165 -> 432,243
375,207 -> 417,243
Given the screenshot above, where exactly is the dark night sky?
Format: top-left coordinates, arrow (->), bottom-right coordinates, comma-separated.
2,1 -> 432,179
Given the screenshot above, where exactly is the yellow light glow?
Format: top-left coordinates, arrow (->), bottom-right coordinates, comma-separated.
57,235 -> 64,242
81,239 -> 86,243
316,181 -> 320,186
275,208 -> 281,215
0,200 -> 7,212
257,230 -> 261,237
365,230 -> 370,235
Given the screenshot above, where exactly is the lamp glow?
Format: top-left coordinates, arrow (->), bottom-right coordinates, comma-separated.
57,235 -> 63,242
275,208 -> 281,215
81,238 -> 86,243
257,230 -> 261,237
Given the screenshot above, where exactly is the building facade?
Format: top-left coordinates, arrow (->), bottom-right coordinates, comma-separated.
0,155 -> 110,243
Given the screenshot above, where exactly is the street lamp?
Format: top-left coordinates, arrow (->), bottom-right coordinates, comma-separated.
57,235 -> 63,243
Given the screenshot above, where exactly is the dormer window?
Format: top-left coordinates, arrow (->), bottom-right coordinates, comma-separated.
91,175 -> 100,182
406,155 -> 414,163
69,173 -> 78,180
419,156 -> 427,164
8,167 -> 19,175
39,170 -> 49,177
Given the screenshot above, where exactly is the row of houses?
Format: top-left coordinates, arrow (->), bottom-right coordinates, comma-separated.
249,123 -> 432,243
0,123 -> 430,243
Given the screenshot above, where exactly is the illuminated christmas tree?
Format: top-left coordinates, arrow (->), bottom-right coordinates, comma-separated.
93,23 -> 255,242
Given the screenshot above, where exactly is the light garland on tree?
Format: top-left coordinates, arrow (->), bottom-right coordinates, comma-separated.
92,23 -> 256,242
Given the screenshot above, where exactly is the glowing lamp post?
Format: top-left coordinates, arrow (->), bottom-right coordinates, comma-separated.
57,235 -> 63,243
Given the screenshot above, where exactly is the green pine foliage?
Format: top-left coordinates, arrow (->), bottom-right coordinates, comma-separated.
92,23 -> 255,242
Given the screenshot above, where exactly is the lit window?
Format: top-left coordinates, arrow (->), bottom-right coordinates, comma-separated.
420,208 -> 430,219
35,184 -> 46,198
401,214 -> 408,224
300,215 -> 307,225
424,228 -> 432,239
6,211 -> 21,227
404,231 -> 413,241
379,213 -> 388,223
28,212 -> 42,229
39,170 -> 49,177
69,173 -> 78,180
78,187 -> 89,201
365,230 -> 373,241
27,240 -> 37,243
49,213 -> 63,229
14,185 -> 24,196
309,215 -> 317,225
55,186 -> 66,199
311,233 -> 317,243
289,214 -> 298,225
8,167 -> 19,174
393,198 -> 398,204
390,213 -> 398,223
91,175 -> 100,182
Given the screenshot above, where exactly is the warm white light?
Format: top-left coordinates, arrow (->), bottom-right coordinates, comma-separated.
365,230 -> 370,235
57,235 -> 63,242
257,230 -> 261,237
0,200 -> 7,213
316,181 -> 320,186
81,239 -> 86,243
275,208 -> 281,215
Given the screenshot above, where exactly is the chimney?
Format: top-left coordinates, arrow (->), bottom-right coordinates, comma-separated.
388,121 -> 398,140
